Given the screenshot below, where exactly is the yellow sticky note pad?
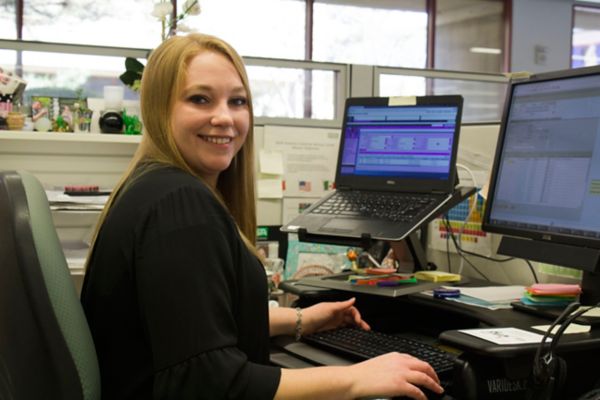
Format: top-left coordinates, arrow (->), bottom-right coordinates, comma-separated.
415,270 -> 461,282
388,96 -> 416,106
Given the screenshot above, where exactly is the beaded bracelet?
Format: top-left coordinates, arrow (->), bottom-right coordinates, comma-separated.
294,307 -> 303,341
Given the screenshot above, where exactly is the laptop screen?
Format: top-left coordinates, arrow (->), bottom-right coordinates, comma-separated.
339,104 -> 459,181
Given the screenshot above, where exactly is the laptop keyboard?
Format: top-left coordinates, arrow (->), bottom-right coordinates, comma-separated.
302,327 -> 457,376
311,191 -> 437,222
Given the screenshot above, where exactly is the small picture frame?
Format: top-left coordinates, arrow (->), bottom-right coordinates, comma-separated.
30,96 -> 53,122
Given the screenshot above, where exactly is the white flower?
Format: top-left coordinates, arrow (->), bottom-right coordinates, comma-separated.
176,22 -> 195,33
152,2 -> 173,19
150,0 -> 202,42
183,0 -> 201,16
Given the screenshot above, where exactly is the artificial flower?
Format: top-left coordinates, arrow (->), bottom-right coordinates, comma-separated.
183,0 -> 201,16
176,23 -> 194,33
120,0 -> 201,91
152,2 -> 173,19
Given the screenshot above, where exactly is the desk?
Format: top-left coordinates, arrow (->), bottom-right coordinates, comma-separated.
272,279 -> 600,400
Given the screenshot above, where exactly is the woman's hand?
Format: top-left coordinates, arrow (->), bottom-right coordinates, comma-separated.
301,297 -> 370,335
275,351 -> 443,400
349,352 -> 443,400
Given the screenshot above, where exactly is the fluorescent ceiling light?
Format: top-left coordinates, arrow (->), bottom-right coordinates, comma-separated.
470,47 -> 502,55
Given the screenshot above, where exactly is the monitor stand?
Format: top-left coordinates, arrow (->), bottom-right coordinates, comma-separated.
296,185 -> 476,272
297,227 -> 432,271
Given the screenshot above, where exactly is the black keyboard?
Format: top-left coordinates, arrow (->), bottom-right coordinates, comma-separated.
302,327 -> 457,376
311,191 -> 436,223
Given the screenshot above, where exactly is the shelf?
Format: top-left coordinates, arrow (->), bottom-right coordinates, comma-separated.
0,130 -> 142,144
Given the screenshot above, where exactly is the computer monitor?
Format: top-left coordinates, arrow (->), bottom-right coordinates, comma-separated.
482,65 -> 600,306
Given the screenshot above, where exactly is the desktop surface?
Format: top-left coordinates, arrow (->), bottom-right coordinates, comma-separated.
510,300 -> 600,326
274,278 -> 600,399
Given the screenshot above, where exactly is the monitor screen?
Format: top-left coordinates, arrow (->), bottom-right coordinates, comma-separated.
484,66 -> 600,250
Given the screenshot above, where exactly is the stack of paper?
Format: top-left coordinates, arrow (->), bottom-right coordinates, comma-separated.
46,190 -> 108,211
450,285 -> 525,304
522,283 -> 581,307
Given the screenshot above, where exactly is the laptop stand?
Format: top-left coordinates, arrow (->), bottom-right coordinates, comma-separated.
296,186 -> 476,272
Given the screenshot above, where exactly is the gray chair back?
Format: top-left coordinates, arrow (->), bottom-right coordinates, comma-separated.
0,170 -> 100,400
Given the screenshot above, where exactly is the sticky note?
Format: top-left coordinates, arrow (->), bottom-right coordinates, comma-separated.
388,96 -> 416,106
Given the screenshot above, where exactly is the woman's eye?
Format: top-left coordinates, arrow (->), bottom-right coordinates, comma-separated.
230,97 -> 247,106
188,95 -> 208,104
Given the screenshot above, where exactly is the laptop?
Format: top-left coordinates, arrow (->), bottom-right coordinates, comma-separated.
281,95 -> 464,241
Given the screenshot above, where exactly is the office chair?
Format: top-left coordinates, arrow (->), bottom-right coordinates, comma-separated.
0,170 -> 100,400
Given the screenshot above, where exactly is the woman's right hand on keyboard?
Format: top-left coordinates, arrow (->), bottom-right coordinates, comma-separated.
349,352 -> 444,400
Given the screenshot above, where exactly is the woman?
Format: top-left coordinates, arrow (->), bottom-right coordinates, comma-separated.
81,33 -> 443,400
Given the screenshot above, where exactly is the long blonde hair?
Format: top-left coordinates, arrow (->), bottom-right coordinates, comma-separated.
87,34 -> 257,264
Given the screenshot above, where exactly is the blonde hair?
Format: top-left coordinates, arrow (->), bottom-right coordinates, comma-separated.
87,33 -> 257,265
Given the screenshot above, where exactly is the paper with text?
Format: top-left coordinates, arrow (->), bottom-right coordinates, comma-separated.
263,126 -> 340,198
459,327 -> 544,345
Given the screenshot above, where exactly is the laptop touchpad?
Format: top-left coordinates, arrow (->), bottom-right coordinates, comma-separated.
319,219 -> 358,233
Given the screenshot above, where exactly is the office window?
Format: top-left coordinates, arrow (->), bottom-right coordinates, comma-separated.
572,5 -> 600,68
378,73 -> 507,123
0,50 -> 17,72
312,0 -> 427,68
4,0 -> 306,59
434,0 -> 506,73
248,66 -> 337,120
195,0 -> 305,60
21,0 -> 160,48
0,2 -> 16,39
3,49 -> 134,105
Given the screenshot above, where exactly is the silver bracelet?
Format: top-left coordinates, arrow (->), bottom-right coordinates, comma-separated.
294,307 -> 303,341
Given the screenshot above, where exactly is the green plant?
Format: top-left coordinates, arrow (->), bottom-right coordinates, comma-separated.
119,0 -> 200,91
119,57 -> 145,91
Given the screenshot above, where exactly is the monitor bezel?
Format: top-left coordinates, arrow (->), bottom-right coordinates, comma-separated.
482,65 -> 600,251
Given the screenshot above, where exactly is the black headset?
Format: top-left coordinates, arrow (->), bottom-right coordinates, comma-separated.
529,302 -> 600,400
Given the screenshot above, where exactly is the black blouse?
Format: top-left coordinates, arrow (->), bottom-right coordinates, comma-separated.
81,165 -> 281,399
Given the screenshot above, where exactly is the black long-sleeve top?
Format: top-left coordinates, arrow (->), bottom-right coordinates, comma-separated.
81,165 -> 281,399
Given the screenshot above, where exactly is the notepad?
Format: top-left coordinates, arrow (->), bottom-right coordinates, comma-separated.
415,270 -> 461,282
531,323 -> 591,335
459,327 -> 544,345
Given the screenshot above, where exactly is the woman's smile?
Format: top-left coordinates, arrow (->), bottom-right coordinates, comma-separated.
199,135 -> 233,145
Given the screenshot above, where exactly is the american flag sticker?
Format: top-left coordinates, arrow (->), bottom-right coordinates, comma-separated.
299,181 -> 312,192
